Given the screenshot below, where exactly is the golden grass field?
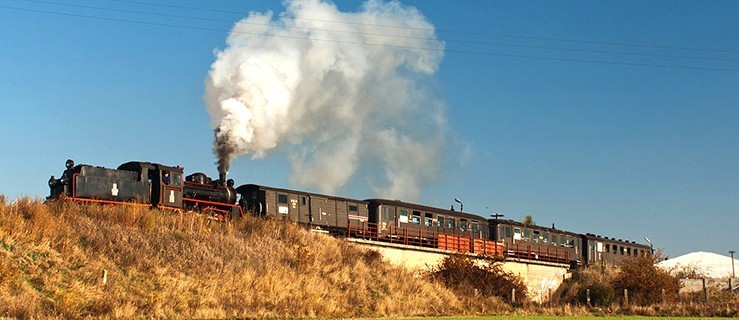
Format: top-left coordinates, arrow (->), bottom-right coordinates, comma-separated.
1,196 -> 737,319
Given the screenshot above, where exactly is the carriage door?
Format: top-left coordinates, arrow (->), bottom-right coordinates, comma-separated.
299,195 -> 310,224
310,196 -> 329,227
380,205 -> 395,231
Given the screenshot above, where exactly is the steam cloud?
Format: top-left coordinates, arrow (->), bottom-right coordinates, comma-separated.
205,0 -> 448,200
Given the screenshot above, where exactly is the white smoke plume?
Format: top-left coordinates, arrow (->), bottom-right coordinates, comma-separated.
205,0 -> 448,200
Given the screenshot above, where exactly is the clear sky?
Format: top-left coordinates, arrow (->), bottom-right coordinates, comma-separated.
1,0 -> 737,259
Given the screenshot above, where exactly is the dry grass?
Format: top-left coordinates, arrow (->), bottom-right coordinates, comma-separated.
553,255 -> 738,317
0,197 -> 488,319
1,196 -> 736,319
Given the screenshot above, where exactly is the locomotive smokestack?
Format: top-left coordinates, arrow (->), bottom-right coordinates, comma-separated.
219,173 -> 226,185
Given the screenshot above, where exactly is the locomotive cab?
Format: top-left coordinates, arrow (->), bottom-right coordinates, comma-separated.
117,161 -> 184,209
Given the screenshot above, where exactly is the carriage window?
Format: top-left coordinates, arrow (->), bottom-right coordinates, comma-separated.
448,217 -> 456,229
542,232 -> 549,244
561,236 -> 567,247
460,219 -> 468,231
606,244 -> 610,253
551,234 -> 558,246
302,197 -> 307,205
627,247 -> 631,255
278,194 -> 288,204
399,209 -> 409,223
567,239 -> 575,248
533,231 -> 540,243
471,221 -> 479,233
411,211 -> 421,224
437,215 -> 445,227
505,226 -> 512,238
348,205 -> 358,212
513,227 -> 521,240
523,229 -> 531,241
424,213 -> 433,226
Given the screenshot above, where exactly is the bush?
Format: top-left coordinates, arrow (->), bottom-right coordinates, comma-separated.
612,253 -> 679,305
558,253 -> 680,308
427,254 -> 527,304
557,266 -> 617,307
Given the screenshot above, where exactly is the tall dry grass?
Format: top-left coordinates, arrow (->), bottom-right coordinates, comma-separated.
0,197 -> 495,319
2,196 -> 736,318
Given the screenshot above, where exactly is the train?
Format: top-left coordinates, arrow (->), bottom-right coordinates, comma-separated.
48,159 -> 651,268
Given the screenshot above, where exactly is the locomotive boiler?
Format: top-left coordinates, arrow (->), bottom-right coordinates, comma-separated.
182,172 -> 242,219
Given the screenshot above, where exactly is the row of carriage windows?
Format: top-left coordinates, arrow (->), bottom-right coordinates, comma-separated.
276,193 -> 358,212
392,208 -> 480,232
503,226 -> 577,248
605,243 -> 643,257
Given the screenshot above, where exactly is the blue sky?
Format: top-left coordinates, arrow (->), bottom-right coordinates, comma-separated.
1,0 -> 737,258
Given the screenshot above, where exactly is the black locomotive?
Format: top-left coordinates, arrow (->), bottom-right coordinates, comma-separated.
49,159 -> 241,219
48,159 -> 650,267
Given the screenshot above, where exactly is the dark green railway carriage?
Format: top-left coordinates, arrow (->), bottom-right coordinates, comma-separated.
365,198 -> 489,239
236,184 -> 369,233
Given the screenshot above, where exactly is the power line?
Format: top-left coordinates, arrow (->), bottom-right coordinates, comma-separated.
19,0 -> 739,63
103,0 -> 739,55
1,3 -> 738,73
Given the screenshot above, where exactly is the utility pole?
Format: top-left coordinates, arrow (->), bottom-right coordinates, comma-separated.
730,250 -> 736,278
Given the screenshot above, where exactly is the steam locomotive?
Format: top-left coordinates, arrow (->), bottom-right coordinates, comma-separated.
48,159 -> 650,267
48,159 -> 242,219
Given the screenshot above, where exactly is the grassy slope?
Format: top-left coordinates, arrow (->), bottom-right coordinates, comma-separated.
2,197 -> 736,319
0,197 -> 511,319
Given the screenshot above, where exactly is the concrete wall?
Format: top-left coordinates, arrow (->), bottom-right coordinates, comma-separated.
501,259 -> 570,302
349,239 -> 571,303
680,278 -> 739,294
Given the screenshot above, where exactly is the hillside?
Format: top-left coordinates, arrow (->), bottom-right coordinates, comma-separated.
0,196 -> 509,319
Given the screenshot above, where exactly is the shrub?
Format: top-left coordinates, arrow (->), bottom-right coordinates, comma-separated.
427,254 -> 527,304
558,253 -> 680,308
557,266 -> 617,307
611,253 -> 679,305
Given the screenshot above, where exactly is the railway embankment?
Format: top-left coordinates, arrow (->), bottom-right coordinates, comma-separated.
0,197 -> 511,319
1,196 -> 737,319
